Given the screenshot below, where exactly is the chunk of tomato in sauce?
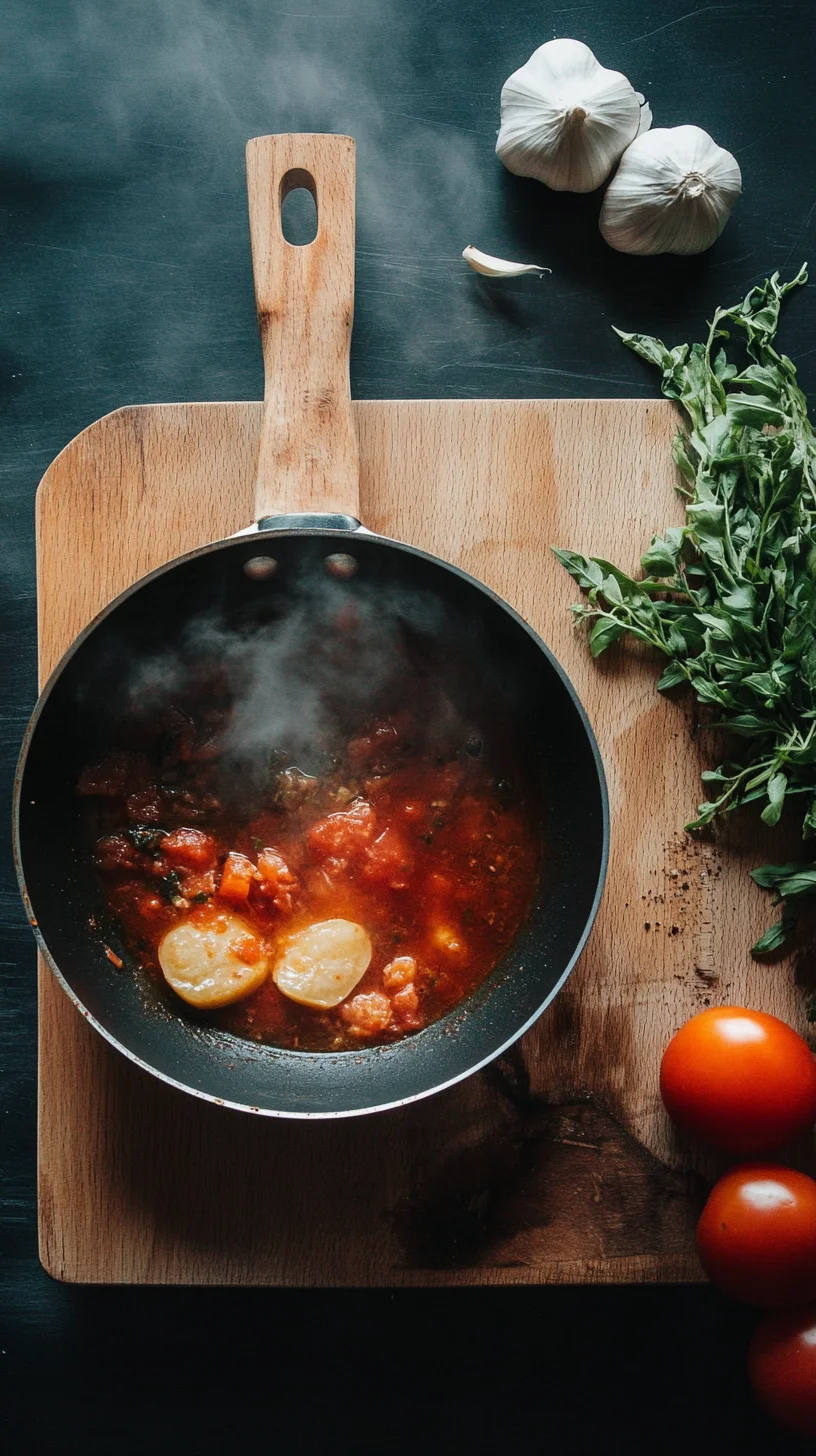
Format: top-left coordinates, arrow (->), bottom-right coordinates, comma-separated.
339,991 -> 392,1037
161,828 -> 217,868
181,868 -> 218,899
256,848 -> 298,913
218,851 -> 256,903
95,834 -> 147,875
391,981 -> 421,1029
361,826 -> 414,890
382,955 -> 417,989
307,799 -> 375,865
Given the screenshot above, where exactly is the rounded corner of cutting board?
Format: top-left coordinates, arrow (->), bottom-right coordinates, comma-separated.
36,404 -> 144,509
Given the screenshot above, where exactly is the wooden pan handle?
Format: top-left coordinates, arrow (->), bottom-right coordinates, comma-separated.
246,134 -> 359,522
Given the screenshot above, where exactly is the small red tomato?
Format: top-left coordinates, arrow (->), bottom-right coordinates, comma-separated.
697,1164 -> 816,1307
749,1304 -> 816,1438
660,1006 -> 816,1154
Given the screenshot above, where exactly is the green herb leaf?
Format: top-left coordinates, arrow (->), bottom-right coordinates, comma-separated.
158,870 -> 184,903
752,915 -> 796,955
588,617 -> 627,656
657,660 -> 688,692
749,861 -> 807,888
761,772 -> 788,826
127,824 -> 168,852
772,868 -> 816,899
642,532 -> 682,576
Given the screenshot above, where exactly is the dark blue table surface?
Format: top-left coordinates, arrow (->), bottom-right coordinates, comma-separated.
3,2 -> 816,1451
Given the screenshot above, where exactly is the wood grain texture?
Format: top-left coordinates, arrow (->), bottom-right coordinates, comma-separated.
36,397 -> 813,1286
246,135 -> 359,521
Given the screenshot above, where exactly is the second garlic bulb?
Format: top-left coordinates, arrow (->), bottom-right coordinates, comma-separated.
599,125 -> 742,255
496,38 -> 651,194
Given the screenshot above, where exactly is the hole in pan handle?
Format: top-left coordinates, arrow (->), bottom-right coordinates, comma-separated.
279,170 -> 319,246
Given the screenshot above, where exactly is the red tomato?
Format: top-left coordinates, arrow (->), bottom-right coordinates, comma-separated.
255,848 -> 297,913
161,827 -> 217,869
361,827 -> 414,889
95,834 -> 144,874
697,1164 -> 816,1307
307,800 -> 375,862
219,851 -> 256,902
660,1007 -> 816,1154
749,1304 -> 816,1438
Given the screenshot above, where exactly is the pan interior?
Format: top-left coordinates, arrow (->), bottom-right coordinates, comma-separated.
18,531 -> 607,1116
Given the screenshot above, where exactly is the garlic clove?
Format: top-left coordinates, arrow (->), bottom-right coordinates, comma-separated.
462,245 -> 550,278
496,38 -> 650,194
599,124 -> 742,256
635,94 -> 652,136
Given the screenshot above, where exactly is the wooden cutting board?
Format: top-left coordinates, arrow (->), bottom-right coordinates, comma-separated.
36,393 -> 813,1285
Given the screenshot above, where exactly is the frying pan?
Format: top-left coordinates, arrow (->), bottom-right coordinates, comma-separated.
14,134 -> 609,1119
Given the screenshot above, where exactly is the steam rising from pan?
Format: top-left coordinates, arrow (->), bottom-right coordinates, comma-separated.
112,556 -> 501,813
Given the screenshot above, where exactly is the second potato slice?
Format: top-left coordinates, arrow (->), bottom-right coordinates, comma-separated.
274,919 -> 372,1009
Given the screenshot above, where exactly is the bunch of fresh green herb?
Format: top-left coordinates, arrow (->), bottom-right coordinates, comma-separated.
554,265 -> 816,959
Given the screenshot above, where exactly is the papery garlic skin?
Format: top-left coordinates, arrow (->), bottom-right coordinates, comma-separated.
599,125 -> 742,256
497,38 -> 651,194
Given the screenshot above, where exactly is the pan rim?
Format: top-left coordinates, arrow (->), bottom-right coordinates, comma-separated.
13,524 -> 610,1118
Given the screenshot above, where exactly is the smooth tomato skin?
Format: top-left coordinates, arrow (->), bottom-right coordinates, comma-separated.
749,1304 -> 816,1438
660,1006 -> 816,1155
697,1164 -> 816,1307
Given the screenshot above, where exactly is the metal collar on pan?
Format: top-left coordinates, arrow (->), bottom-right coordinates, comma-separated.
257,512 -> 363,532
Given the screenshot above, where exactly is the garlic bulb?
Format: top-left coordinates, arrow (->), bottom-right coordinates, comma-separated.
462,245 -> 550,278
496,38 -> 651,194
599,125 -> 742,256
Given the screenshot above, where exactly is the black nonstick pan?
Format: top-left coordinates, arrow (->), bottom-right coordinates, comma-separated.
14,134 -> 609,1118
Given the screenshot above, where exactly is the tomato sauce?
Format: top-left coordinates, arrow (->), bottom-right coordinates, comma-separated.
79,703 -> 540,1050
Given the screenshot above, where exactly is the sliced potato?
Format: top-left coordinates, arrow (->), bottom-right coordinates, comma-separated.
273,919 -> 372,1009
158,911 -> 268,1008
